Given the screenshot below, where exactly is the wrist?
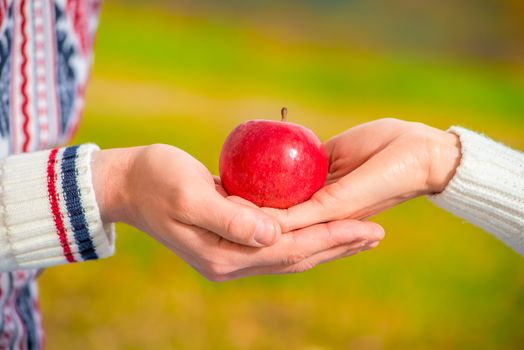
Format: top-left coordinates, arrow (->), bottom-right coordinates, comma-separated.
426,129 -> 462,194
92,147 -> 138,223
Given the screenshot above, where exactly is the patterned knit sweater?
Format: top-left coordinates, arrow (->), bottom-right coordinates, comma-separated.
0,0 -> 523,349
0,1 -> 113,348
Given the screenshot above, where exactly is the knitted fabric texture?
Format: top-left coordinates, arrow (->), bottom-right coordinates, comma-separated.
429,126 -> 524,254
0,1 -> 104,347
0,144 -> 114,272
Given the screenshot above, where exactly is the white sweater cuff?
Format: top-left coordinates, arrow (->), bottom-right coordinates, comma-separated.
0,144 -> 115,271
429,127 -> 524,254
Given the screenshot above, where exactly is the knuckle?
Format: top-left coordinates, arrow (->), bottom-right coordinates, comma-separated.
323,222 -> 342,246
344,243 -> 361,256
205,261 -> 233,278
289,259 -> 316,274
226,209 -> 251,241
282,251 -> 307,266
277,209 -> 292,233
195,253 -> 236,282
311,184 -> 346,219
318,221 -> 354,248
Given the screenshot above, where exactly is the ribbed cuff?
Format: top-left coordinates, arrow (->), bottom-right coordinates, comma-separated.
0,144 -> 115,271
429,127 -> 524,254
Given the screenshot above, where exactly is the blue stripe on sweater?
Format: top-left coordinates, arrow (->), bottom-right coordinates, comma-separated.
61,146 -> 98,261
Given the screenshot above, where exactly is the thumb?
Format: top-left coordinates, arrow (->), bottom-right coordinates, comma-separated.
192,192 -> 281,247
264,182 -> 347,232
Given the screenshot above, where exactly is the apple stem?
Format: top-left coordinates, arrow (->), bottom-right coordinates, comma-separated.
281,107 -> 288,122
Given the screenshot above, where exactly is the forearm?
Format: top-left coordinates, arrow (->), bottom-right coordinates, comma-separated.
429,127 -> 524,254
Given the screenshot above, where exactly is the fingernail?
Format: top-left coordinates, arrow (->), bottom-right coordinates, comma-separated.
254,218 -> 276,246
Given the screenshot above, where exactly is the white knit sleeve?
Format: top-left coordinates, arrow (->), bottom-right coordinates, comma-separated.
429,127 -> 524,254
0,144 -> 115,272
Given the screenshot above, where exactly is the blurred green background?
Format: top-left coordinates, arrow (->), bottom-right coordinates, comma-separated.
40,1 -> 524,349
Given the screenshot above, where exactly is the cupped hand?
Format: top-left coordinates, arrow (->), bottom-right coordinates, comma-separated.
267,118 -> 462,231
93,144 -> 280,247
91,144 -> 384,281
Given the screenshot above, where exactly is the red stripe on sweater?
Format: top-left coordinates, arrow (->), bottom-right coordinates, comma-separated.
19,0 -> 31,152
10,0 -> 18,153
48,0 -> 61,138
47,149 -> 76,263
0,0 -> 6,25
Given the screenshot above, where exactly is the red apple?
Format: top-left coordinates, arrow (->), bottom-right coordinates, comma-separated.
219,108 -> 329,209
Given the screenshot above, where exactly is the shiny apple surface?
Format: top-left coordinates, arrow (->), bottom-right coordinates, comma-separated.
219,119 -> 328,209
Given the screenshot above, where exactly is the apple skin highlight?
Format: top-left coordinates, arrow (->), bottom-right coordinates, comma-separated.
219,117 -> 329,209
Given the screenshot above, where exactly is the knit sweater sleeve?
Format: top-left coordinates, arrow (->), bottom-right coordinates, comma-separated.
0,144 -> 115,272
429,126 -> 524,254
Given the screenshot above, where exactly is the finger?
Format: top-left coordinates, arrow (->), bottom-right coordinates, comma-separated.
161,218 -> 383,281
326,118 -> 410,177
329,140 -> 428,218
225,239 -> 381,280
268,140 -> 426,231
263,181 -> 347,232
225,219 -> 384,270
189,190 -> 281,247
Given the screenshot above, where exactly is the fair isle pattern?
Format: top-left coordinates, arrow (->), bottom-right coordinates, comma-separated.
0,271 -> 42,349
9,0 -> 100,154
0,0 -> 13,155
0,1 -> 102,349
33,0 -> 58,150
0,144 -> 113,349
56,0 -> 101,143
9,0 -> 26,153
18,0 -> 31,153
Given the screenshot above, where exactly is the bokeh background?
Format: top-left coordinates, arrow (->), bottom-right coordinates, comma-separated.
40,1 -> 524,349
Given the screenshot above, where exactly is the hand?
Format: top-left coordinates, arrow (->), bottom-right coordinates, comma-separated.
93,144 -> 280,247
91,144 -> 384,281
267,118 -> 462,231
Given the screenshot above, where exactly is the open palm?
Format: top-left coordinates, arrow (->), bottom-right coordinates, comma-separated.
268,118 -> 461,232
